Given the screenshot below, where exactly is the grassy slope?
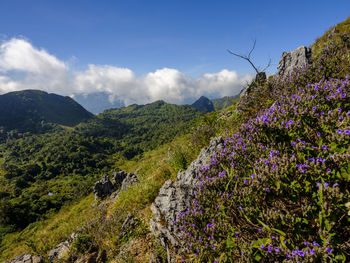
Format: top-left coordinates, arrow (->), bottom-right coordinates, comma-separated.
0,133 -> 199,261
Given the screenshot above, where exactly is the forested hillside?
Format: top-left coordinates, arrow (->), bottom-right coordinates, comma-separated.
0,100 -> 201,241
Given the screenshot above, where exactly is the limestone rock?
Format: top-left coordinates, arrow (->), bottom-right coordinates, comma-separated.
254,72 -> 266,83
93,174 -> 115,200
119,213 -> 136,238
112,171 -> 128,185
278,46 -> 312,77
48,232 -> 79,262
150,137 -> 224,258
4,254 -> 43,263
120,172 -> 139,191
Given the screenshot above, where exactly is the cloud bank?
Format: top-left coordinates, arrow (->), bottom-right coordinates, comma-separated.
0,38 -> 253,105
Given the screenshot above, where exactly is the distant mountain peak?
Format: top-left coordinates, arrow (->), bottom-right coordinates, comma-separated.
0,89 -> 93,133
191,96 -> 215,113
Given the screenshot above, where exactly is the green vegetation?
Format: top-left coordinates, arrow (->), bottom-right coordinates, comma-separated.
0,90 -> 93,139
0,100 -> 201,243
178,31 -> 350,262
1,16 -> 350,263
212,95 -> 239,111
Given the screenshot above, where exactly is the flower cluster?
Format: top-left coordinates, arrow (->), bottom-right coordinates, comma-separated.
178,33 -> 350,262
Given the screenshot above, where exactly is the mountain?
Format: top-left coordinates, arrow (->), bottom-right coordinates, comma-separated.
72,92 -> 125,114
76,100 -> 201,158
2,17 -> 350,263
211,95 -> 239,111
0,90 -> 94,133
191,96 -> 215,113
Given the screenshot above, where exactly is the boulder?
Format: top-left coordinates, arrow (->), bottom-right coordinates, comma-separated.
150,137 -> 224,259
4,254 -> 43,263
112,171 -> 128,185
93,174 -> 115,200
120,173 -> 139,191
254,72 -> 266,83
119,213 -> 136,238
48,232 -> 79,262
277,46 -> 312,77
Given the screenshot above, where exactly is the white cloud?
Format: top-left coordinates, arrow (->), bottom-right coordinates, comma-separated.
0,38 -> 254,105
0,38 -> 70,94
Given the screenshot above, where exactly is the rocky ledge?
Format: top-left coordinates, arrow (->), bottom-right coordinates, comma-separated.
150,137 -> 224,261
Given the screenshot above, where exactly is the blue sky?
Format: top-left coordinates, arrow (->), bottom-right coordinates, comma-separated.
0,0 -> 349,105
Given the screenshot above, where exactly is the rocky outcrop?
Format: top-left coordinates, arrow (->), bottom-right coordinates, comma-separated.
4,254 -> 43,263
254,72 -> 266,83
48,232 -> 79,262
120,173 -> 139,191
93,171 -> 139,200
150,137 -> 224,259
93,174 -> 115,200
277,46 -> 312,77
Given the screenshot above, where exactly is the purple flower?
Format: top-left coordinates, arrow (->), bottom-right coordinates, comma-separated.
309,249 -> 315,255
274,247 -> 280,253
317,132 -> 321,136
267,245 -> 273,253
313,241 -> 320,247
238,206 -> 243,210
337,129 -> 344,134
261,244 -> 265,249
345,130 -> 350,135
297,250 -> 305,257
333,183 -> 339,188
322,145 -> 327,150
265,188 -> 270,192
326,247 -> 333,253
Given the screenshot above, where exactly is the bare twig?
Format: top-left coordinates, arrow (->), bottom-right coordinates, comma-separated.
228,40 -> 271,75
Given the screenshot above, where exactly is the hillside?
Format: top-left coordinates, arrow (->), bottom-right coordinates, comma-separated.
0,100 -> 201,244
191,96 -> 215,113
1,18 -> 350,263
0,90 -> 94,134
212,95 -> 239,111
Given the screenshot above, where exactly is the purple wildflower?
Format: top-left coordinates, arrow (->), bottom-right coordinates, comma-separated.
326,247 -> 333,253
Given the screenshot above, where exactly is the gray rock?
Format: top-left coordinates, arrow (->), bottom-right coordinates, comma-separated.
150,137 -> 224,258
93,174 -> 115,200
4,254 -> 43,263
254,72 -> 266,83
277,46 -> 312,77
120,172 -> 139,191
48,232 -> 79,262
112,171 -> 128,185
119,213 -> 136,238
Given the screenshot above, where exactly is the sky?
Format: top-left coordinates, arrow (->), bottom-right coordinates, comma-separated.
0,0 -> 349,105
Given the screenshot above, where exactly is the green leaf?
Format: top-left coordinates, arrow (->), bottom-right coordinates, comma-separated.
271,228 -> 286,237
257,219 -> 271,232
